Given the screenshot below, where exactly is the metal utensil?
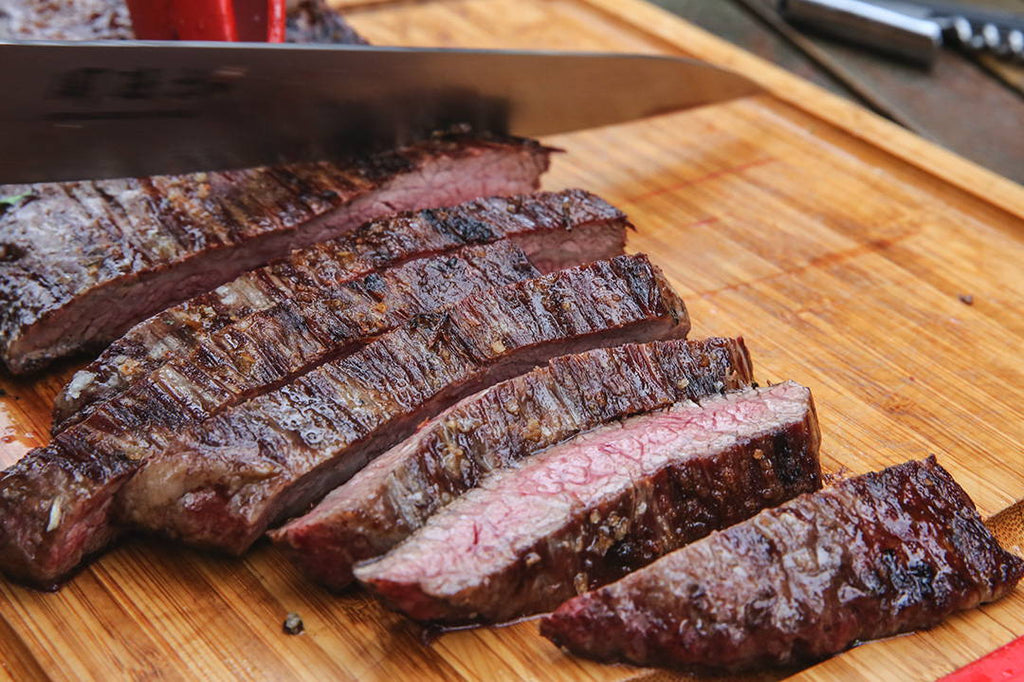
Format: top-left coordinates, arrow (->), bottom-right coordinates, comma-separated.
779,0 -> 1024,66
0,41 -> 763,184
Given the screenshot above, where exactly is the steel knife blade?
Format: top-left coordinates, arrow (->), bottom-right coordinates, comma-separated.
0,41 -> 762,184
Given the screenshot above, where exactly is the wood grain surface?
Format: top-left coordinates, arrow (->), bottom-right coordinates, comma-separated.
1,1 -> 1022,680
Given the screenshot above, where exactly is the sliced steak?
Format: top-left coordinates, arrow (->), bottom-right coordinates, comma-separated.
273,337 -> 754,591
541,456 -> 1024,673
355,381 -> 822,623
0,238 -> 561,589
116,255 -> 690,557
1,0 -> 364,43
53,189 -> 629,431
0,237 -> 540,585
0,133 -> 551,374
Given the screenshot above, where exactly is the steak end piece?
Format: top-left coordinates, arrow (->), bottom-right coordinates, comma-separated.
541,456 -> 1024,673
51,188 -> 629,431
116,254 -> 690,557
271,337 -> 754,591
354,381 -> 822,623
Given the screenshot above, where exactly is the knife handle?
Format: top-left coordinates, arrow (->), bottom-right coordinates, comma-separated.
127,0 -> 286,42
778,0 -> 942,66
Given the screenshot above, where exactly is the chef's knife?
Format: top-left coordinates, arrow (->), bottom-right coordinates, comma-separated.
0,41 -> 762,185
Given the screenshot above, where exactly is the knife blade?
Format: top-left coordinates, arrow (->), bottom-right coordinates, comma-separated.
0,41 -> 762,184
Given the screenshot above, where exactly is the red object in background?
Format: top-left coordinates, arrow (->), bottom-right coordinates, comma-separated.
127,0 -> 285,42
939,636 -> 1024,682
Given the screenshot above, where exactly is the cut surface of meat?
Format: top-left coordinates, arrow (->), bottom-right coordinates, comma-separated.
117,254 -> 690,557
0,133 -> 551,374
541,456 -> 1024,673
273,337 -> 754,591
52,189 -> 629,431
355,381 -> 822,623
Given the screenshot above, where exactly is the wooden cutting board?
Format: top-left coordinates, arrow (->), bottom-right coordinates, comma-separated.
1,1 -> 1022,680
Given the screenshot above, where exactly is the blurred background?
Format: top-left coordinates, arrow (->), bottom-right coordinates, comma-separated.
651,0 -> 1023,183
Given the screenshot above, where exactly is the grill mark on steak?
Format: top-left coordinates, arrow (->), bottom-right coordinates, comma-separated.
0,238 -> 561,589
115,255 -> 690,557
541,456 -> 1024,673
0,134 -> 552,374
272,337 -> 753,591
355,382 -> 821,623
53,190 -> 629,431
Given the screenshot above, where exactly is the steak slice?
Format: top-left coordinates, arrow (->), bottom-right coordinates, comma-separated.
0,132 -> 551,374
541,456 -> 1024,673
53,189 -> 629,431
116,255 -> 690,557
355,381 -> 822,623
0,238 -> 558,589
273,337 -> 754,591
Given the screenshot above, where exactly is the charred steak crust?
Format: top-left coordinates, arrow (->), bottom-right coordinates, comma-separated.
272,337 -> 754,591
53,189 -> 629,431
0,0 -> 364,43
355,381 -> 822,623
115,254 -> 690,556
0,134 -> 552,374
0,239 -> 544,589
541,456 -> 1024,673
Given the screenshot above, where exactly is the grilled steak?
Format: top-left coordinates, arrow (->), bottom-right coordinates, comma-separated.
0,254 -> 686,588
541,456 -> 1024,673
53,189 -> 629,431
0,0 -> 364,43
273,337 -> 754,591
356,381 -> 822,623
0,133 -> 551,374
116,255 -> 690,557
0,236 -> 570,589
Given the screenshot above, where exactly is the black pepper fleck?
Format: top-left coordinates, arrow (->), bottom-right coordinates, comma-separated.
958,294 -> 974,305
0,388 -> 6,397
283,612 -> 304,635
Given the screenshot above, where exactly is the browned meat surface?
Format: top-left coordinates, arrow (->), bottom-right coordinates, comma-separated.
0,0 -> 363,43
117,255 -> 690,557
356,382 -> 822,623
273,337 -> 754,591
541,456 -> 1024,673
0,237 -> 536,587
0,254 -> 686,588
0,134 -> 551,374
53,190 -> 629,431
